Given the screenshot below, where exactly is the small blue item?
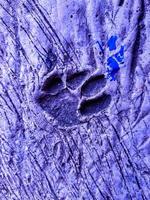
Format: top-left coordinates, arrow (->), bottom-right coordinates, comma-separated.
107,57 -> 120,72
107,56 -> 120,81
114,45 -> 124,63
107,35 -> 118,51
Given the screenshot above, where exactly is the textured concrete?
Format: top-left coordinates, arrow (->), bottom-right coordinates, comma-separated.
0,0 -> 150,199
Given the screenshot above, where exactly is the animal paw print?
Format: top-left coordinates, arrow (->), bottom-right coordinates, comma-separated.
37,70 -> 111,128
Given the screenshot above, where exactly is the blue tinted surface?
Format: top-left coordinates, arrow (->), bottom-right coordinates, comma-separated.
107,35 -> 118,51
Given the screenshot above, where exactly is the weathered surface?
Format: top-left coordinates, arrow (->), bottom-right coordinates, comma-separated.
0,0 -> 150,199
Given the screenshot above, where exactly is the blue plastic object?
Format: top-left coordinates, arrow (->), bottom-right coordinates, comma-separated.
107,35 -> 118,51
103,35 -> 125,80
107,57 -> 119,71
107,56 -> 120,81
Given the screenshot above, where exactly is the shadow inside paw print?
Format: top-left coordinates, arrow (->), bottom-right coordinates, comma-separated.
79,94 -> 111,116
81,74 -> 106,97
66,71 -> 88,90
41,74 -> 64,94
38,71 -> 111,127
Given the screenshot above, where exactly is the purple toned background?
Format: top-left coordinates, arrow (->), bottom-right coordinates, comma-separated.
0,0 -> 150,199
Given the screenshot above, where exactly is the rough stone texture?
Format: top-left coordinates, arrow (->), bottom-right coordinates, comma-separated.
0,0 -> 150,199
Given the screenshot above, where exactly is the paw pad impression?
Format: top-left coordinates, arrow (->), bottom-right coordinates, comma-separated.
38,70 -> 111,127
